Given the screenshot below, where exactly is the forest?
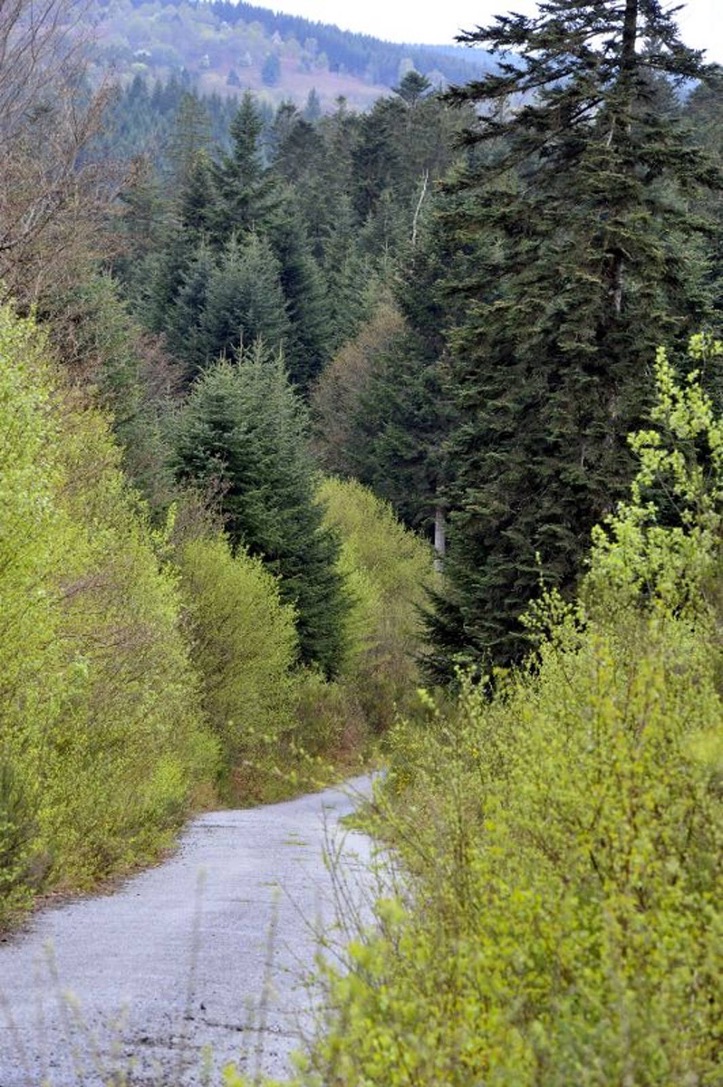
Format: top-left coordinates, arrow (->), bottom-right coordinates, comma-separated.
1,0 -> 722,1082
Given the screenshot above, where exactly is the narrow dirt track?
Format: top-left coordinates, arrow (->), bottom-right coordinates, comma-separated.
0,776 -> 374,1086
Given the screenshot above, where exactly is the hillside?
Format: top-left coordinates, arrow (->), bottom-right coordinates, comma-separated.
88,0 -> 493,111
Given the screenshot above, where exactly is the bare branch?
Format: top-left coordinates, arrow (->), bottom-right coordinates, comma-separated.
0,0 -> 123,304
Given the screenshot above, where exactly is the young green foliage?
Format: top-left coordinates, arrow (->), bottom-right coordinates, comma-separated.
0,303 -> 216,922
317,476 -> 434,732
176,533 -> 298,795
586,334 -> 723,615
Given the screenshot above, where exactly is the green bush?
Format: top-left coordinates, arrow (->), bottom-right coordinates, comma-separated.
0,302 -> 217,915
177,533 -> 299,800
292,667 -> 368,763
317,476 -> 433,732
40,395 -> 218,884
0,305 -> 72,918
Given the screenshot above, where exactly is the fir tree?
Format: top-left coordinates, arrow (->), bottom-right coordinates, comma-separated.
341,217 -> 459,538
201,233 -> 290,364
167,92 -> 213,195
266,193 -> 332,392
172,344 -> 349,677
210,92 -> 278,240
428,0 -> 723,677
165,239 -> 217,376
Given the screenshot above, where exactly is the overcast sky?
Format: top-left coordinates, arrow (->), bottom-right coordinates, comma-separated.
269,1 -> 723,62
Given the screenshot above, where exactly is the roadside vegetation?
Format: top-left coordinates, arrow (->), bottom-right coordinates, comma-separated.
283,338 -> 723,1087
0,304 -> 432,929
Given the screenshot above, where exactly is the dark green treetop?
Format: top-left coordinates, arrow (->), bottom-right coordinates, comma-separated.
210,91 -> 280,240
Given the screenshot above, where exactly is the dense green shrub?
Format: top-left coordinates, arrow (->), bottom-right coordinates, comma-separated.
177,533 -> 299,798
317,476 -> 433,732
0,306 -> 66,921
0,303 -> 216,920
42,400 -> 218,882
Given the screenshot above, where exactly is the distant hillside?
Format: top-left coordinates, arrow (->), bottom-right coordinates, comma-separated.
88,0 -> 493,111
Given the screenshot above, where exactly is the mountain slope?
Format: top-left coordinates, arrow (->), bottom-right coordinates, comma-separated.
89,0 -> 493,110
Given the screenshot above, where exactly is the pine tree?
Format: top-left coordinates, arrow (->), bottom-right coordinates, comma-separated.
172,345 -> 349,677
428,0 -> 723,677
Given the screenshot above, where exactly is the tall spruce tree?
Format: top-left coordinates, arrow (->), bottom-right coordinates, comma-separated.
427,0 -> 723,678
210,91 -> 278,241
172,344 -> 349,678
266,192 -> 332,391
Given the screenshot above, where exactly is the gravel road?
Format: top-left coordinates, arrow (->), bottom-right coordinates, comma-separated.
0,776 -> 375,1086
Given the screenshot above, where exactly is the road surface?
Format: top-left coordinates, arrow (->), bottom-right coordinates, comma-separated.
0,776 -> 375,1086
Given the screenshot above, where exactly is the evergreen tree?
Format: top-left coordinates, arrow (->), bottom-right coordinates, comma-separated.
177,150 -> 215,241
313,212 -> 461,541
351,227 -> 457,538
261,51 -> 281,87
113,155 -> 169,293
165,233 -> 291,381
683,73 -> 723,331
393,70 -> 432,107
311,99 -> 362,259
172,345 -> 349,677
310,295 -> 406,482
270,102 -> 324,189
303,88 -> 322,123
202,233 -> 291,363
210,92 -> 278,240
428,0 -> 723,677
165,239 -> 217,375
167,92 -> 213,195
266,192 -> 332,392
352,97 -> 406,223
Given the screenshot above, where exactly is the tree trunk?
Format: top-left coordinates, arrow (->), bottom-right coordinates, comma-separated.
434,505 -> 446,572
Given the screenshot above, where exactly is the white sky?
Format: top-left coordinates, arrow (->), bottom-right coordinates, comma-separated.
269,1 -> 723,62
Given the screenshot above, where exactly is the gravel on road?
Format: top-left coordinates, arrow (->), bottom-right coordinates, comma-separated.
0,776 -> 375,1086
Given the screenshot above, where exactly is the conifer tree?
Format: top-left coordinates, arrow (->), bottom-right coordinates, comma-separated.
333,218 -> 459,538
318,194 -> 376,351
178,151 -> 215,241
210,92 -> 278,241
429,0 -> 723,677
172,344 -> 349,677
167,92 -> 213,196
266,193 -> 332,391
202,234 -> 290,364
164,240 -> 216,375
164,94 -> 334,391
